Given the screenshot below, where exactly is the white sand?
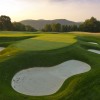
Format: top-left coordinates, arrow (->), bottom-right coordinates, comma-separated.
0,47 -> 5,51
11,60 -> 91,96
88,49 -> 100,54
88,42 -> 98,45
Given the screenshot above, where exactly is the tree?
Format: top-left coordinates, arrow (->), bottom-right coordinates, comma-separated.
61,25 -> 66,32
79,24 -> 84,31
79,17 -> 100,32
13,22 -> 37,32
51,23 -> 61,32
13,22 -> 26,31
67,25 -> 72,32
25,25 -> 37,32
43,24 -> 52,32
0,15 -> 13,31
71,25 -> 78,31
61,25 -> 69,32
55,23 -> 61,32
51,24 -> 56,32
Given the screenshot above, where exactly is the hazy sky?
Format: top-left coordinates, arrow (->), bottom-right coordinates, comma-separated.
0,0 -> 100,22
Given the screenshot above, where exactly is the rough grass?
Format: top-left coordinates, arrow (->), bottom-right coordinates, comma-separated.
0,31 -> 100,100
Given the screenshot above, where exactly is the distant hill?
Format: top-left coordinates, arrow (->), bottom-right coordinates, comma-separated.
20,19 -> 81,30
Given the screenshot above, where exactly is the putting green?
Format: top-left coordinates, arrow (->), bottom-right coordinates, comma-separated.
13,39 -> 72,51
33,34 -> 76,43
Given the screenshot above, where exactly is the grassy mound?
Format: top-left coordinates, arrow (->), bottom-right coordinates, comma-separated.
0,31 -> 100,100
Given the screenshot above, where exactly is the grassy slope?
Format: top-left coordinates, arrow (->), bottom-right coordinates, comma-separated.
0,31 -> 100,100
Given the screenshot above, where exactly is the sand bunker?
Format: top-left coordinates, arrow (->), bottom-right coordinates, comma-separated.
0,47 -> 5,51
88,49 -> 100,54
88,42 -> 98,45
11,60 -> 91,96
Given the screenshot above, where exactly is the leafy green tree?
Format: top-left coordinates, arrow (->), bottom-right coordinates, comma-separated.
55,23 -> 61,32
79,17 -> 100,32
51,24 -> 56,32
51,23 -> 61,32
67,25 -> 72,32
0,15 -> 13,31
13,22 -> 26,31
61,25 -> 66,32
44,24 -> 52,32
61,25 -> 70,32
25,25 -> 37,32
79,24 -> 84,31
71,25 -> 78,31
13,22 -> 36,32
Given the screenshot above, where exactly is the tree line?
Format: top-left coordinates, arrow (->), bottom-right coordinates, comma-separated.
0,15 -> 37,32
0,15 -> 100,32
42,17 -> 100,32
42,23 -> 78,32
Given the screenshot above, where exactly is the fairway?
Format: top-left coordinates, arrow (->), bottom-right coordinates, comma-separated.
0,31 -> 100,100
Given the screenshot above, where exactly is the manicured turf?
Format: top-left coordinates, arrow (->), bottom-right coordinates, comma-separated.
0,31 -> 100,100
13,39 -> 69,51
33,34 -> 76,43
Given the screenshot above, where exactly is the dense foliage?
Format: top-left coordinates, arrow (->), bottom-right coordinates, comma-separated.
0,15 -> 37,32
42,17 -> 100,32
79,17 -> 100,32
13,22 -> 37,32
0,15 -> 13,31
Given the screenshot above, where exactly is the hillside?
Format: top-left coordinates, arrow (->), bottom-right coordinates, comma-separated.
20,19 -> 81,30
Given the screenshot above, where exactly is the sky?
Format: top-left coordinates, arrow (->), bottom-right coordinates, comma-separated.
0,0 -> 100,22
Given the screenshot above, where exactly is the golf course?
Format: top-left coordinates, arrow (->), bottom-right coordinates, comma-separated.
0,31 -> 100,100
